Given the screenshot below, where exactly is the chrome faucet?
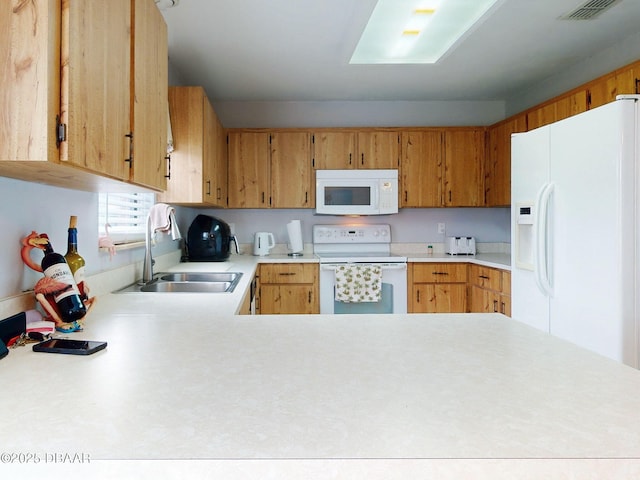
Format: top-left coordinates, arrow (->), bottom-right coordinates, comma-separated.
141,206 -> 182,284
141,214 -> 155,284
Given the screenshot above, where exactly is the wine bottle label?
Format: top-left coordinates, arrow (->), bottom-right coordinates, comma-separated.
43,263 -> 82,302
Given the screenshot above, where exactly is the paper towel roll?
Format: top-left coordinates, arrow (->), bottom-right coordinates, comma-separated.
287,220 -> 304,254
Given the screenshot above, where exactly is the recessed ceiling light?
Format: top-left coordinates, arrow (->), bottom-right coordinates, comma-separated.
350,0 -> 501,64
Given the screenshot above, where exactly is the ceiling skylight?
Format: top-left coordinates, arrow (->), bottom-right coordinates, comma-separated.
350,0 -> 501,64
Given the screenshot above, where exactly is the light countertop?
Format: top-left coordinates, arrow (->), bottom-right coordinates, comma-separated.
3,252 -> 640,478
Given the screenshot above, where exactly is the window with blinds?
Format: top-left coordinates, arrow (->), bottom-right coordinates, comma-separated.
98,193 -> 155,244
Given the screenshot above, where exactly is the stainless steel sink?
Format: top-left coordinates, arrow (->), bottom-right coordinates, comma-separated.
114,272 -> 243,294
140,281 -> 233,293
159,272 -> 241,283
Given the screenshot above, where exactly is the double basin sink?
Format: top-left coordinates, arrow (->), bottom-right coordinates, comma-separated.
116,272 -> 243,294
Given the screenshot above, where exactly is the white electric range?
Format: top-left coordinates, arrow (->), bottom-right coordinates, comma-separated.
313,224 -> 407,314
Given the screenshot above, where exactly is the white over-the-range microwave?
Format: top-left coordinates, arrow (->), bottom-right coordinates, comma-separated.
315,169 -> 399,215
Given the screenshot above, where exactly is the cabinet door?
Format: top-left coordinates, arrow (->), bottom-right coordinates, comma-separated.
209,108 -> 228,205
588,68 -> 638,109
260,285 -> 318,314
527,90 -> 588,130
130,0 -> 167,191
160,87 -> 205,204
357,131 -> 400,169
313,131 -> 357,169
469,285 -> 501,313
227,131 -> 270,208
203,98 -> 227,206
554,90 -> 588,121
62,0 -> 131,180
271,132 -> 312,208
412,284 -> 467,313
400,131 -> 443,207
443,129 -> 485,206
0,0 -> 60,162
485,115 -> 526,207
160,87 -> 226,206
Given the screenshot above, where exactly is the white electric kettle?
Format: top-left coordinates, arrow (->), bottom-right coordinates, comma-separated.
253,232 -> 275,256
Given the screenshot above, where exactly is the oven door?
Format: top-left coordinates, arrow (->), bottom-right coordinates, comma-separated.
319,263 -> 407,314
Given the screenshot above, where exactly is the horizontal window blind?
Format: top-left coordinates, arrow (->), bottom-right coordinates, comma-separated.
98,192 -> 155,244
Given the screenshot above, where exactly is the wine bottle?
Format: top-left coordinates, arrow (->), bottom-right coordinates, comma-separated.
41,234 -> 87,322
64,215 -> 87,299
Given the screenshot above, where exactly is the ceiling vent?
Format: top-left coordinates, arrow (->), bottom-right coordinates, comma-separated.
560,0 -> 621,20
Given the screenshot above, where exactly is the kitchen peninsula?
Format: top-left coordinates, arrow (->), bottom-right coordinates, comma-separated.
1,253 -> 639,479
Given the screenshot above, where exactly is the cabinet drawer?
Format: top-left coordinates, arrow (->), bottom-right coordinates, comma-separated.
468,265 -> 502,290
259,263 -> 317,284
411,263 -> 467,283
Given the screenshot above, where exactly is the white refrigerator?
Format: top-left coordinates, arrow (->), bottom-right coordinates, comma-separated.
511,95 -> 639,368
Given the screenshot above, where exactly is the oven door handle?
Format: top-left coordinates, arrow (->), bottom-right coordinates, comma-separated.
321,263 -> 407,271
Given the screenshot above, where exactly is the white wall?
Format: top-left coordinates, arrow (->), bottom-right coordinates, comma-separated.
182,207 -> 511,247
0,177 -> 180,300
215,100 -> 506,128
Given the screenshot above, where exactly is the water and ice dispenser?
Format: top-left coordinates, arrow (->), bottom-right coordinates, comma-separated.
515,204 -> 534,270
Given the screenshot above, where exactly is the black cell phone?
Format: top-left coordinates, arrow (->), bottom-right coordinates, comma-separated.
32,338 -> 107,355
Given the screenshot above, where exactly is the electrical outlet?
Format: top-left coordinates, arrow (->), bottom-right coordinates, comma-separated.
437,223 -> 446,234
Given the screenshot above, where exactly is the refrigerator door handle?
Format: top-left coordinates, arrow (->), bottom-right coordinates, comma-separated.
534,182 -> 554,297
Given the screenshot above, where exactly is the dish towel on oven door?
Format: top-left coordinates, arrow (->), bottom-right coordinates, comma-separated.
334,264 -> 382,303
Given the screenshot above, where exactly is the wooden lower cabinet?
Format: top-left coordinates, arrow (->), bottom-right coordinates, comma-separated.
409,263 -> 467,313
408,262 -> 511,316
467,265 -> 511,316
257,263 -> 319,314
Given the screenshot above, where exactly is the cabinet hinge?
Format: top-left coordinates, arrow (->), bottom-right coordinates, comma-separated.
55,115 -> 66,148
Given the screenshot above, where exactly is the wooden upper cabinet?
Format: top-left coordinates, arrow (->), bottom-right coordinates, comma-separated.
61,1 -> 131,181
357,131 -> 400,169
587,66 -> 639,109
227,131 -> 271,208
527,90 -> 588,130
0,0 -> 60,163
158,86 -> 226,206
312,131 -> 357,169
228,130 -> 313,208
485,114 -> 526,207
400,131 -> 443,207
312,130 -> 398,170
130,0 -> 168,190
212,106 -> 228,205
443,128 -> 485,207
0,0 -> 167,192
270,132 -> 312,208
